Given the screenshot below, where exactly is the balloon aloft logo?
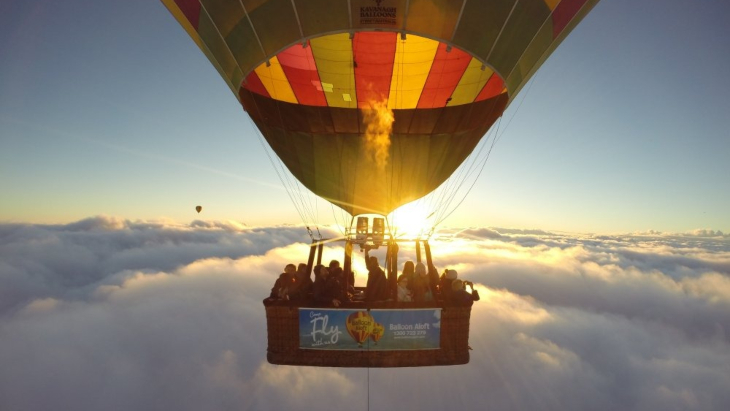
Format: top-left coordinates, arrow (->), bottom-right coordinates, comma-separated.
346,311 -> 375,347
370,322 -> 384,344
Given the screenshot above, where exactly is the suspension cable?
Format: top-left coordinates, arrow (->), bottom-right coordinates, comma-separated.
430,71 -> 541,229
244,112 -> 321,240
432,116 -> 502,225
433,117 -> 502,227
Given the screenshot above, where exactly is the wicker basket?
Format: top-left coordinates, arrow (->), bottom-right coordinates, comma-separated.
264,300 -> 472,367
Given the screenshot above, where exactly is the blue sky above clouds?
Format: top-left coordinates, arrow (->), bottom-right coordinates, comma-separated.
1,0 -> 729,232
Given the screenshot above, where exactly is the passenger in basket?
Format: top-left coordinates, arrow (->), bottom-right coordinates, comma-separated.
412,262 -> 434,302
289,263 -> 313,301
397,274 -> 413,302
331,259 -> 355,292
428,263 -> 440,298
439,269 -> 458,303
328,259 -> 347,293
313,265 -> 344,307
365,255 -> 388,302
269,263 -> 297,300
451,279 -> 474,306
402,260 -> 415,291
328,260 -> 341,280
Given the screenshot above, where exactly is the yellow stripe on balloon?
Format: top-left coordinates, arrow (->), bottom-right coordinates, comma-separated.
254,56 -> 298,104
310,33 -> 357,108
543,0 -> 561,11
160,0 -> 205,53
388,35 -> 438,110
448,58 -> 493,107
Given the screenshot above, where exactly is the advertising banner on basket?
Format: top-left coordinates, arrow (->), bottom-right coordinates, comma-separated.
299,308 -> 441,350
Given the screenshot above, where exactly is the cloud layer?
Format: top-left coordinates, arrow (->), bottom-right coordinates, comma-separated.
1,217 -> 729,410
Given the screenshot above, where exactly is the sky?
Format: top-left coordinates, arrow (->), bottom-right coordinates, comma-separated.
1,0 -> 729,234
1,3 -> 730,408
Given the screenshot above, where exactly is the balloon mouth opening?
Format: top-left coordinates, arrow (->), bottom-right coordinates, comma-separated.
237,32 -> 510,218
241,31 -> 506,110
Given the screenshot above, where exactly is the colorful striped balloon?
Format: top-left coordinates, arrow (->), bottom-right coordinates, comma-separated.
370,322 -> 385,344
346,311 -> 375,347
162,0 -> 600,216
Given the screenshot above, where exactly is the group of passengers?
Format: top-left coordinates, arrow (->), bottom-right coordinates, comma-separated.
268,259 -> 351,306
396,263 -> 475,305
268,254 -> 477,306
396,260 -> 436,303
313,261 -> 349,307
269,263 -> 313,302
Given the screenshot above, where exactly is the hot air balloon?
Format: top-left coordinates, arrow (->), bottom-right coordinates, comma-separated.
161,0 -> 600,367
195,205 -> 202,213
346,311 -> 375,347
162,0 -> 598,217
370,322 -> 384,345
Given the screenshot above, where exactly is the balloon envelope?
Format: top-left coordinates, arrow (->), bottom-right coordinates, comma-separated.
195,206 -> 202,213
370,322 -> 384,343
346,311 -> 374,346
163,0 -> 599,215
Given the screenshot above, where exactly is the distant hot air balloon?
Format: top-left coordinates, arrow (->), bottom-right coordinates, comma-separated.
195,205 -> 202,213
162,0 -> 600,217
346,311 -> 374,347
370,322 -> 384,345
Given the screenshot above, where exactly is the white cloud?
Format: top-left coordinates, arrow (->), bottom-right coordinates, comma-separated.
1,218 -> 729,410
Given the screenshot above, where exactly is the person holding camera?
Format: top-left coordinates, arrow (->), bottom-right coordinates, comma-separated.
450,279 -> 474,306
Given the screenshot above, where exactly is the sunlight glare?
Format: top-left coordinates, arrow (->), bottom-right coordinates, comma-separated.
389,201 -> 435,238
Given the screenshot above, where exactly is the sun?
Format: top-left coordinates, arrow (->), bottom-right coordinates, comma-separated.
388,201 -> 435,239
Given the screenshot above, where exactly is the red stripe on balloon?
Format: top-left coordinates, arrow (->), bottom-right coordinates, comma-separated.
277,42 -> 328,107
173,0 -> 201,29
242,71 -> 270,98
353,32 -> 397,108
552,0 -> 589,38
475,73 -> 505,102
417,43 -> 472,109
